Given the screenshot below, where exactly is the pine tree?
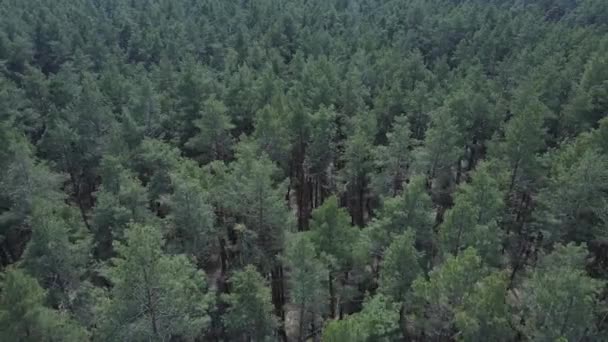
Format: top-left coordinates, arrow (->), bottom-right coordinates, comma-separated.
454,271 -> 514,341
0,138 -> 66,263
539,149 -> 608,243
379,230 -> 421,302
223,140 -> 291,271
285,95 -> 313,230
454,162 -> 504,226
40,73 -> 112,227
128,75 -> 163,139
564,53 -> 608,132
0,269 -> 88,342
340,113 -> 376,226
438,197 -> 503,266
166,175 -> 218,264
414,108 -> 464,181
378,230 -> 422,337
369,176 -> 434,255
222,140 -> 292,324
439,200 -> 480,256
490,88 -> 548,194
174,60 -> 218,145
519,243 -> 604,341
185,96 -> 234,163
131,138 -> 184,203
222,265 -> 278,341
0,139 -> 66,226
92,157 -> 150,259
97,223 -> 212,341
309,196 -> 358,318
305,105 -> 338,209
410,248 -> 485,339
284,233 -> 328,341
339,66 -> 369,117
21,202 -> 91,314
322,294 -> 400,342
373,115 -> 414,197
252,102 -> 293,172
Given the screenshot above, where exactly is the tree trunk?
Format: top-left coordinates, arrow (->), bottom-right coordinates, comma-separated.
298,305 -> 306,342
399,304 -> 410,341
219,237 -> 228,277
508,160 -> 520,195
271,265 -> 287,341
329,272 -> 336,318
143,275 -> 159,336
69,171 -> 91,231
455,158 -> 463,184
357,179 -> 366,227
508,239 -> 528,289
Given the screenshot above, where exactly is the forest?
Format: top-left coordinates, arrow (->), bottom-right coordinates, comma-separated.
0,0 -> 607,341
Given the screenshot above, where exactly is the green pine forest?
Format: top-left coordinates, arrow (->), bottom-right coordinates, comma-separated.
1,0 -> 608,341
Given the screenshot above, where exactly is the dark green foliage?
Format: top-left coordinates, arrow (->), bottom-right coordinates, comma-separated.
519,244 -> 604,341
372,115 -> 414,197
378,230 -> 421,302
454,271 -> 514,341
284,233 -> 328,340
222,265 -> 278,341
21,202 -> 92,316
166,175 -> 218,263
185,97 -> 235,163
0,269 -> 88,341
1,0 -> 607,340
322,294 -> 400,342
222,140 -> 292,270
369,176 -> 434,256
410,248 -> 486,339
97,223 -> 212,341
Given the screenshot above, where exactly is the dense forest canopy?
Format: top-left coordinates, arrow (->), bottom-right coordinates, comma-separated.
0,0 -> 608,340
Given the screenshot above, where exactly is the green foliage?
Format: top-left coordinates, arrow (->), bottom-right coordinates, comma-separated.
340,112 -> 377,226
410,248 -> 486,339
305,105 -> 338,177
490,88 -> 549,192
455,162 -> 505,226
223,141 -> 292,270
378,230 -> 421,302
438,199 -> 502,266
1,0 -> 608,340
92,157 -> 150,259
130,138 -> 187,202
519,243 -> 604,341
252,102 -> 293,170
310,196 -> 357,271
185,96 -> 234,163
322,294 -> 400,342
21,202 -> 91,313
0,268 -> 88,342
0,139 -> 65,228
97,223 -> 212,341
565,53 -> 608,132
539,150 -> 608,242
166,175 -> 217,262
322,316 -> 366,342
414,108 -> 464,179
373,115 -> 414,197
454,271 -> 514,341
370,176 -> 434,254
285,233 -> 328,339
222,265 -> 277,341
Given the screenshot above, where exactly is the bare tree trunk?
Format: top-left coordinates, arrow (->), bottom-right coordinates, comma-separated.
271,265 -> 287,341
298,305 -> 306,342
329,272 -> 336,318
